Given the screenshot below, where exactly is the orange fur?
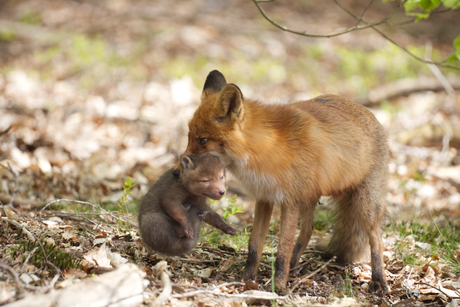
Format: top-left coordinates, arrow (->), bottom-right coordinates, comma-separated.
180,70 -> 389,294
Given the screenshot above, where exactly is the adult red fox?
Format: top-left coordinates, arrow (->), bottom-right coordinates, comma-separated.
179,70 -> 389,293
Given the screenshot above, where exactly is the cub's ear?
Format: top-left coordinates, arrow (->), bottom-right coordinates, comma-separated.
202,70 -> 227,97
180,155 -> 194,170
213,84 -> 244,125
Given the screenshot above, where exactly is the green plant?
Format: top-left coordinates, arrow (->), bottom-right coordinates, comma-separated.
222,194 -> 244,220
11,240 -> 81,273
338,269 -> 355,298
119,177 -> 135,212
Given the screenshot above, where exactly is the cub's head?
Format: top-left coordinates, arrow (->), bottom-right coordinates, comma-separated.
179,153 -> 226,200
182,70 -> 245,166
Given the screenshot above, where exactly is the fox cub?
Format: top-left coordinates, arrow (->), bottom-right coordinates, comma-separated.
138,153 -> 236,256
179,70 -> 389,293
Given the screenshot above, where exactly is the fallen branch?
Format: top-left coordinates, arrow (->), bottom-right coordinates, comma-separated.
2,217 -> 35,241
357,76 -> 460,106
39,198 -> 136,228
172,289 -> 288,300
152,261 -> 172,307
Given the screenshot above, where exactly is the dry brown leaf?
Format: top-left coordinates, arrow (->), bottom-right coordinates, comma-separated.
3,207 -> 20,221
83,243 -> 112,268
219,256 -> 235,272
62,229 -> 78,241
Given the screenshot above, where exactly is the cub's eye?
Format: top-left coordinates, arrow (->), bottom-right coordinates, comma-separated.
199,138 -> 208,145
220,175 -> 224,180
202,180 -> 210,183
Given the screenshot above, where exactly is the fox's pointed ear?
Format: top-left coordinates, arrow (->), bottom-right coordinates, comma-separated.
180,155 -> 194,170
213,84 -> 244,124
202,70 -> 227,97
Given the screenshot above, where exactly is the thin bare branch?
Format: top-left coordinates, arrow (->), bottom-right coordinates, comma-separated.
252,0 -> 389,38
333,0 -> 459,69
253,0 -> 460,69
357,0 -> 376,26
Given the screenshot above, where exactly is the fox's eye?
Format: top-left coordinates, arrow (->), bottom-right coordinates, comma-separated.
220,175 -> 224,180
202,179 -> 210,183
199,138 -> 208,145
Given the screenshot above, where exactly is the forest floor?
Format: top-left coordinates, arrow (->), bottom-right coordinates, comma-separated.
0,0 -> 460,306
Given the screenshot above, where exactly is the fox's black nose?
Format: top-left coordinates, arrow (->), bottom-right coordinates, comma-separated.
219,190 -> 225,196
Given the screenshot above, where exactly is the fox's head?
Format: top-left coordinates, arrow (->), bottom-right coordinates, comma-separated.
181,70 -> 245,167
179,153 -> 226,200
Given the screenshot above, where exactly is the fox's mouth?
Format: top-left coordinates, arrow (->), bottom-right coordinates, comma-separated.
207,193 -> 224,200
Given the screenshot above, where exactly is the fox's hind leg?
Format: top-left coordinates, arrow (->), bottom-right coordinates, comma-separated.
323,168 -> 388,294
289,200 -> 318,269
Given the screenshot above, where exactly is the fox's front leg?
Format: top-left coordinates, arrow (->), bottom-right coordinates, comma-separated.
243,200 -> 274,283
274,201 -> 300,293
202,211 -> 236,235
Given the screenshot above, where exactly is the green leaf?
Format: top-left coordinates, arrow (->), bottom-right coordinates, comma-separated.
404,0 -> 422,12
456,50 -> 460,61
442,0 -> 460,8
407,12 -> 431,21
420,0 -> 441,11
454,35 -> 460,49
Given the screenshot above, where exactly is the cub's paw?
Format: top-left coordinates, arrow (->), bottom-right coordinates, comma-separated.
369,280 -> 389,295
198,212 -> 207,221
223,226 -> 236,235
184,226 -> 194,239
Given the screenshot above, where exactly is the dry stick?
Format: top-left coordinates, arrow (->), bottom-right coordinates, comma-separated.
172,289 -> 288,300
290,256 -> 337,293
417,282 -> 460,299
153,261 -> 172,307
0,262 -> 41,291
2,217 -> 61,276
20,246 -> 39,272
0,262 -> 23,290
39,198 -> 136,227
2,217 -> 35,241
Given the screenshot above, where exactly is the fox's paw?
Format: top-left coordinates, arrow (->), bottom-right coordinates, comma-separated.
369,280 -> 389,295
184,226 -> 194,239
222,226 -> 236,235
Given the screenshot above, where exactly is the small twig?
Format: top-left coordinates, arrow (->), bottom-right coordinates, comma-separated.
290,256 -> 337,292
177,258 -> 219,263
416,282 -> 455,298
0,262 -> 41,291
153,261 -> 172,307
253,0 -> 388,38
0,262 -> 23,290
289,258 -> 313,272
172,289 -> 288,300
425,42 -> 456,95
39,198 -> 136,228
2,217 -> 35,241
209,281 -> 245,289
20,246 -> 39,272
333,0 -> 459,69
357,0 -> 376,26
